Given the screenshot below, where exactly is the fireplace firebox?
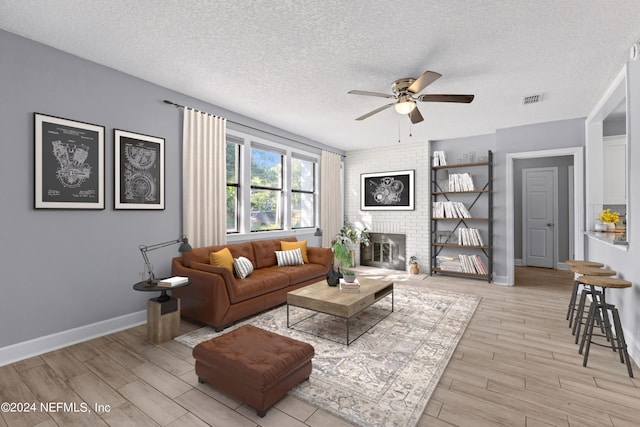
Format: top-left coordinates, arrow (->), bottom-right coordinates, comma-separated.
360,233 -> 406,271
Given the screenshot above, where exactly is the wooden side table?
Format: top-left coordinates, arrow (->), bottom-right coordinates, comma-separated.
133,280 -> 191,344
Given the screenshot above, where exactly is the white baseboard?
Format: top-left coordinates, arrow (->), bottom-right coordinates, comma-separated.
492,275 -> 512,286
514,259 -> 524,266
0,310 -> 146,367
623,325 -> 640,371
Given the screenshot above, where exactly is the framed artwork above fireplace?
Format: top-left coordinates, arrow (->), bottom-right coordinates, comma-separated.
361,169 -> 415,211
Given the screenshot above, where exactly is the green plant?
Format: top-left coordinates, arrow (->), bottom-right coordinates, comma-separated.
333,241 -> 354,275
336,219 -> 370,250
409,256 -> 418,265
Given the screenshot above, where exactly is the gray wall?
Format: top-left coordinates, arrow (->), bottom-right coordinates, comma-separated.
513,156 -> 574,262
0,30 -> 339,348
603,117 -> 626,136
432,118 -> 585,282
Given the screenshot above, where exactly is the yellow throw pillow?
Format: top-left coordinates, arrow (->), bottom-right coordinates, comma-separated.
210,247 -> 233,272
281,240 -> 308,263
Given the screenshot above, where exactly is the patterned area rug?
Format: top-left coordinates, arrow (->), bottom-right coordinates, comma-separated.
175,283 -> 479,427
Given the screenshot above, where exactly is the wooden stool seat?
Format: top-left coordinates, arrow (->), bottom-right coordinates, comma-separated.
578,275 -> 632,289
569,266 -> 615,276
566,260 -> 604,268
578,275 -> 633,377
567,266 -> 615,329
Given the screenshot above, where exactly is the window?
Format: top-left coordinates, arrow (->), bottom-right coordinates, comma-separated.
225,131 -> 319,234
226,139 -> 240,233
291,156 -> 315,228
250,145 -> 283,231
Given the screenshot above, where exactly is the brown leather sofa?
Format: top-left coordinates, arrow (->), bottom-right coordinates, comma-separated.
171,237 -> 333,331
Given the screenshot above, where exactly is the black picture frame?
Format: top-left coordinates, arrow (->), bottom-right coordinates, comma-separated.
361,169 -> 415,211
114,129 -> 165,210
34,113 -> 105,209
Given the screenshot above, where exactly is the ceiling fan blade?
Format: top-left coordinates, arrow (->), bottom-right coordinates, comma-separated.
348,90 -> 394,99
409,107 -> 424,124
418,94 -> 475,103
407,71 -> 442,94
355,103 -> 394,121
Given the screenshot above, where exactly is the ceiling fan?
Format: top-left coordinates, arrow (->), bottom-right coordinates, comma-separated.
348,70 -> 474,124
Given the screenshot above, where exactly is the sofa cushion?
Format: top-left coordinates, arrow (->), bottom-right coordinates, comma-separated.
276,263 -> 329,285
182,241 -> 255,268
275,248 -> 304,266
227,268 -> 290,304
225,242 -> 257,266
281,240 -> 308,263
252,237 -> 296,269
233,256 -> 254,279
210,248 -> 233,272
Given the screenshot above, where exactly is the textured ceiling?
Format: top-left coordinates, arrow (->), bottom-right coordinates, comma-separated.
2,1 -> 640,151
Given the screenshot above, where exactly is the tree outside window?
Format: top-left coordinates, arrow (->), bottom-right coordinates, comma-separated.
250,146 -> 283,231
291,157 -> 315,228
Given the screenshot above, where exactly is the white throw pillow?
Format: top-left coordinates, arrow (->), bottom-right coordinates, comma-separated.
275,248 -> 304,266
233,256 -> 254,279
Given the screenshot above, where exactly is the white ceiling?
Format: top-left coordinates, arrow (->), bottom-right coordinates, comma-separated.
2,1 -> 640,151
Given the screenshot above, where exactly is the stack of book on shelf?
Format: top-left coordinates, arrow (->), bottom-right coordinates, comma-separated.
339,278 -> 361,292
432,201 -> 471,218
458,254 -> 488,275
448,173 -> 475,191
157,276 -> 189,287
457,228 -> 484,246
436,256 -> 462,272
433,150 -> 447,166
436,254 -> 487,275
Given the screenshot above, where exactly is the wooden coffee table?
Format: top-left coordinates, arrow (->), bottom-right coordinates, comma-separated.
286,278 -> 394,345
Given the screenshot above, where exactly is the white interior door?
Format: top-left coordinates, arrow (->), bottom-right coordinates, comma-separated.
523,167 -> 557,268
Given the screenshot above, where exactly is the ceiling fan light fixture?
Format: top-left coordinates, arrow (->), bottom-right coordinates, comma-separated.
395,98 -> 416,114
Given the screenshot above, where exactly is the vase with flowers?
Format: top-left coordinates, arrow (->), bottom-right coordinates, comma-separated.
598,208 -> 619,231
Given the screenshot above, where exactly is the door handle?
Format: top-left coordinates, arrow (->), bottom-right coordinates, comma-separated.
547,223 -> 554,226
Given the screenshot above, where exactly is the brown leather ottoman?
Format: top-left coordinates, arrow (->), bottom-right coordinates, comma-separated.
193,324 -> 314,417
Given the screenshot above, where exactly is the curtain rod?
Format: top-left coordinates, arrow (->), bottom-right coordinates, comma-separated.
163,99 -> 345,157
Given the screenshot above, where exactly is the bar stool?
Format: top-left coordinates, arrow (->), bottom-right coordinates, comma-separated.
565,260 -> 604,325
578,275 -> 633,377
570,266 -> 616,343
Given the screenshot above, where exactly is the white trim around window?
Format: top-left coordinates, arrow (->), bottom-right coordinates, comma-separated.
226,129 -> 320,240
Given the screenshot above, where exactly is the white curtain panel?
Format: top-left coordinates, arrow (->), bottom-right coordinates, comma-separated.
182,109 -> 227,247
320,150 -> 343,248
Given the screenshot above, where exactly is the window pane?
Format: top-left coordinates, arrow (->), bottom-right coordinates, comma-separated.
226,142 -> 239,184
251,147 -> 282,188
292,192 -> 314,228
291,157 -> 314,192
226,186 -> 238,232
250,189 -> 282,231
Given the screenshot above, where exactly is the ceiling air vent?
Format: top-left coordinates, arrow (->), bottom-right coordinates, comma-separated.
522,93 -> 543,105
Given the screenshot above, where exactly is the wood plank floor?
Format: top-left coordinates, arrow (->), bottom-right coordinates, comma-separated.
1,267 -> 638,426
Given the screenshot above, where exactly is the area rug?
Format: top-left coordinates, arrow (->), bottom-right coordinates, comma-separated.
175,283 -> 479,427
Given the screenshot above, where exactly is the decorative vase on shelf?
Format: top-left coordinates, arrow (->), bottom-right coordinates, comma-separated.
605,222 -> 616,231
594,221 -> 606,232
